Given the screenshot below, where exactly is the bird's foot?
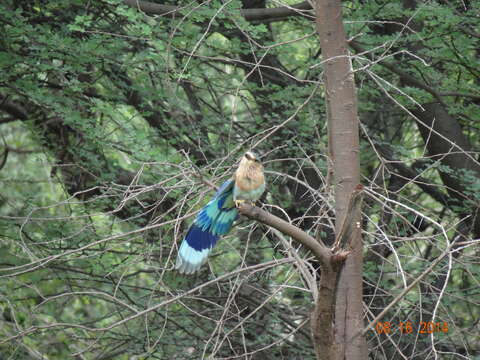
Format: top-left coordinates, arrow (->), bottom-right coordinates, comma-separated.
235,199 -> 246,208
235,200 -> 257,208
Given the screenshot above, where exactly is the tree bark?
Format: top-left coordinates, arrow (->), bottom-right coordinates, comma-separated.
314,0 -> 367,359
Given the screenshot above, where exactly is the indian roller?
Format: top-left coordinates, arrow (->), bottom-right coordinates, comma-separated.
175,152 -> 266,274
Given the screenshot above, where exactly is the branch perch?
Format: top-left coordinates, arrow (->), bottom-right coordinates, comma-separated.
237,203 -> 332,268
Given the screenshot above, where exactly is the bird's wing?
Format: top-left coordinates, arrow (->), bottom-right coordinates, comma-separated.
196,179 -> 236,234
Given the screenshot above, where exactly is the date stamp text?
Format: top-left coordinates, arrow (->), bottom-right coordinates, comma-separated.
375,321 -> 449,335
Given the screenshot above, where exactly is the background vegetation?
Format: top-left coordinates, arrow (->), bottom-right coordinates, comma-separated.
0,0 -> 479,358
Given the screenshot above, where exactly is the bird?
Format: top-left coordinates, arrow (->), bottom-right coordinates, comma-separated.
175,151 -> 265,274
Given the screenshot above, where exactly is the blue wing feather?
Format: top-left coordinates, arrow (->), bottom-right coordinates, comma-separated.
175,179 -> 238,274
213,178 -> 234,198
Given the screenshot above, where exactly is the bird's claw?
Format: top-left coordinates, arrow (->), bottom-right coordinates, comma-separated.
235,199 -> 245,208
235,200 -> 257,208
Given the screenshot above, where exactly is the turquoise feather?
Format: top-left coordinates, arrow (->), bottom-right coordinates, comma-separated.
175,179 -> 238,274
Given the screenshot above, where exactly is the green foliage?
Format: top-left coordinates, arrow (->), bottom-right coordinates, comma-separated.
0,0 -> 479,358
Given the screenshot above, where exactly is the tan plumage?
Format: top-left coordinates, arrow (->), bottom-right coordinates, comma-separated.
233,151 -> 265,206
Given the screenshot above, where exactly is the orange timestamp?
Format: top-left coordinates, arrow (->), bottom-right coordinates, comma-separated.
375,321 -> 449,334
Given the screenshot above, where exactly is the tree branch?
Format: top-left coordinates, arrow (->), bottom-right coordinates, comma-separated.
237,203 -> 332,268
376,144 -> 450,206
0,95 -> 28,122
332,184 -> 364,252
123,0 -> 313,22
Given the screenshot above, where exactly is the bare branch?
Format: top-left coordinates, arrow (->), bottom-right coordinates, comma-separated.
237,203 -> 332,268
123,0 -> 313,22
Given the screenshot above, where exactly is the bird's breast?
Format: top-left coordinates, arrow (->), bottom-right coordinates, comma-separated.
235,169 -> 264,191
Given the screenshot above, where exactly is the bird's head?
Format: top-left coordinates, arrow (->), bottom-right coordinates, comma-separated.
238,151 -> 263,174
244,151 -> 260,163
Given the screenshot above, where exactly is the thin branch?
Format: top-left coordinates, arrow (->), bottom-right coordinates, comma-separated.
359,239 -> 456,337
0,258 -> 296,343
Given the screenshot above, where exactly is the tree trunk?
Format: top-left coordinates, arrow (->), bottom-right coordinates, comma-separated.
314,0 -> 367,359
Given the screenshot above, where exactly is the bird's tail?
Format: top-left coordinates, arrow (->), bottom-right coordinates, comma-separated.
175,224 -> 219,274
175,185 -> 238,274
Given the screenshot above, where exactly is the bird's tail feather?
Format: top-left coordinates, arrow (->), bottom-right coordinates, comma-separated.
175,224 -> 218,274
175,179 -> 237,274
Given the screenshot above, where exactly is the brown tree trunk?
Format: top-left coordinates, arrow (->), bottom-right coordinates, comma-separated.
314,0 -> 367,359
